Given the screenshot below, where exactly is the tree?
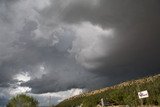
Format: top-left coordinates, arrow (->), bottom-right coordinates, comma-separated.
7,94 -> 38,107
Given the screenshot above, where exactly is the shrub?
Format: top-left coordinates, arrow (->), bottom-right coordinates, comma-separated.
7,94 -> 38,107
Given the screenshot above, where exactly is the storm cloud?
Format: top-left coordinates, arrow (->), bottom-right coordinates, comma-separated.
60,0 -> 160,83
0,0 -> 160,105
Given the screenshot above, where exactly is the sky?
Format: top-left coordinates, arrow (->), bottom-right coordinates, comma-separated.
0,0 -> 160,106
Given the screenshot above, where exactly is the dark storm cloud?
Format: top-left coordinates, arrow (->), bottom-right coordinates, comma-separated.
0,15 -> 104,93
60,0 -> 160,85
18,21 -> 105,93
61,0 -> 160,28
0,0 -> 19,3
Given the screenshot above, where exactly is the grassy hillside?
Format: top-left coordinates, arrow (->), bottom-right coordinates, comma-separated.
55,74 -> 160,107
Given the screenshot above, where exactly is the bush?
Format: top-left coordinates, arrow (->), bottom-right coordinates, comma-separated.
7,94 -> 38,107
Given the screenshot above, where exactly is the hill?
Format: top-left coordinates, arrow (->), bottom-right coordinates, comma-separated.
55,74 -> 160,107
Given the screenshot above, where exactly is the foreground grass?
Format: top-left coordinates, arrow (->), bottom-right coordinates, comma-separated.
55,74 -> 160,107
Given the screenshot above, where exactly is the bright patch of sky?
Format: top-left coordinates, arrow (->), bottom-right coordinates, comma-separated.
13,72 -> 31,83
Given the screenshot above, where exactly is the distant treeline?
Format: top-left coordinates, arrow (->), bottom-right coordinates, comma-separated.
55,74 -> 160,107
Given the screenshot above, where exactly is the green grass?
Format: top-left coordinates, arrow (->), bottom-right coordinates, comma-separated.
55,74 -> 160,107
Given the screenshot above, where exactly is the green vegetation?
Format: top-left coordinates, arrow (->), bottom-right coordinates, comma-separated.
7,94 -> 38,107
56,74 -> 160,107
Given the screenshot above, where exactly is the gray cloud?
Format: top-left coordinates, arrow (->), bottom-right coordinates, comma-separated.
19,21 -> 106,93
0,97 -> 8,107
41,0 -> 160,64
0,16 -> 106,93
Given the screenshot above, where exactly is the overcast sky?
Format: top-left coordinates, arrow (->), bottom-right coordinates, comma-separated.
0,0 -> 160,106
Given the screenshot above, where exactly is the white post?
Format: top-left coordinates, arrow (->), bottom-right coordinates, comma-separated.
137,85 -> 143,106
101,98 -> 104,107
